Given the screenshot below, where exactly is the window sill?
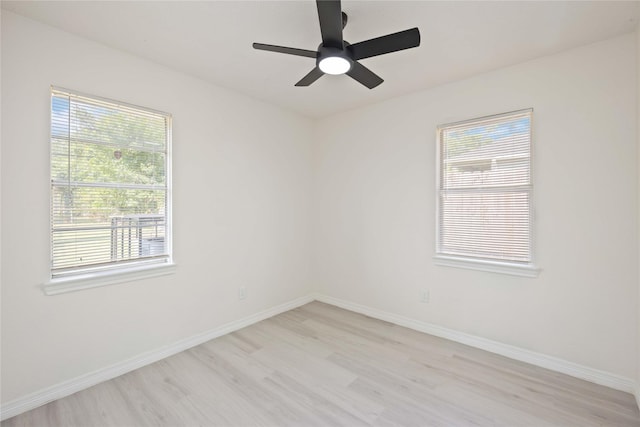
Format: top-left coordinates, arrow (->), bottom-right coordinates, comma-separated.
43,263 -> 177,295
434,255 -> 540,278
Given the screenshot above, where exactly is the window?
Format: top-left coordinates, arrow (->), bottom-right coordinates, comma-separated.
48,87 -> 173,292
435,109 -> 538,277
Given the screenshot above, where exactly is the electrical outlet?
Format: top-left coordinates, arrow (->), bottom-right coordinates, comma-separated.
420,290 -> 430,303
238,286 -> 247,300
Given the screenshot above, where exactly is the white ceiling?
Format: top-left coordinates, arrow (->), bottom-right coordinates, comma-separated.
3,1 -> 639,118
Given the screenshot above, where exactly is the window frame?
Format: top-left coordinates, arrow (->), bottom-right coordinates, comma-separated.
44,87 -> 175,295
434,108 -> 539,277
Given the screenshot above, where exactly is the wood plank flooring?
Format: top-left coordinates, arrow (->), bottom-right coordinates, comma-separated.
3,301 -> 639,426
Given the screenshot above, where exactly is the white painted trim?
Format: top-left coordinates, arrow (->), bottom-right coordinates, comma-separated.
313,293 -> 636,394
43,263 -> 177,295
434,255 -> 540,278
635,383 -> 640,412
0,294 -> 314,421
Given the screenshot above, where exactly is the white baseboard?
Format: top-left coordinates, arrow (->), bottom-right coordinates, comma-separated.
3,292 -> 638,421
313,293 -> 637,395
0,294 -> 314,421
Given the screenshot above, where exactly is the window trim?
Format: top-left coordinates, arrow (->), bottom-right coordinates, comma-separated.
43,262 -> 177,295
434,108 -> 540,277
45,87 -> 175,293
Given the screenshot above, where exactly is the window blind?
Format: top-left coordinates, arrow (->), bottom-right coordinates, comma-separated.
50,88 -> 171,278
437,109 -> 533,265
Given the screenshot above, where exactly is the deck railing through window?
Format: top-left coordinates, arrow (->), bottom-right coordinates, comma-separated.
110,215 -> 166,261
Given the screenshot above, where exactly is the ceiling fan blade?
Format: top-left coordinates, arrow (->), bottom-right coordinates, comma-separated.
253,43 -> 318,58
347,62 -> 383,89
295,67 -> 324,86
316,0 -> 343,49
348,28 -> 420,61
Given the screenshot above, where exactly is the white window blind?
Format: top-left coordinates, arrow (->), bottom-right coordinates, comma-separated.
50,88 -> 172,278
436,109 -> 534,270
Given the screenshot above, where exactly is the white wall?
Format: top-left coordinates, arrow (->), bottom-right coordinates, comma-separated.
313,34 -> 638,379
2,7 -> 639,409
0,11 -> 313,404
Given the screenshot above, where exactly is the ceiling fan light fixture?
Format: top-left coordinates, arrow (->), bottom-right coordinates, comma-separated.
253,0 -> 421,88
319,56 -> 351,75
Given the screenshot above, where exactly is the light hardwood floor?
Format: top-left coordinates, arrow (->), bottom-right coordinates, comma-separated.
3,301 -> 639,426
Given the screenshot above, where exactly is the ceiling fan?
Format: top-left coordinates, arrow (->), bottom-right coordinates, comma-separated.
252,0 -> 421,89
